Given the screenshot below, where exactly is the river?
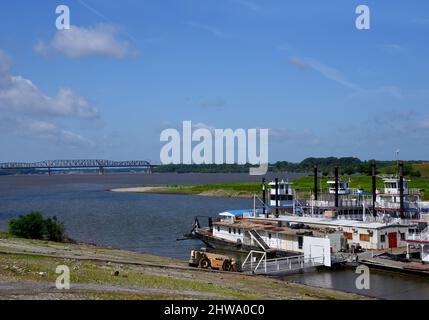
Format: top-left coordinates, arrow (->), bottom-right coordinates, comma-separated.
0,173 -> 428,300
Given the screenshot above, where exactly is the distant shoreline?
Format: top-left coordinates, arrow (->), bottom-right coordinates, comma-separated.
109,186 -> 255,198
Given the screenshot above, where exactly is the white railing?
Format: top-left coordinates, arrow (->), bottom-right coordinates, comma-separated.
241,250 -> 325,274
407,227 -> 429,242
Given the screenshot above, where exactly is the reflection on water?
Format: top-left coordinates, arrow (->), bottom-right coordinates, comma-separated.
285,268 -> 429,300
1,173 -> 429,300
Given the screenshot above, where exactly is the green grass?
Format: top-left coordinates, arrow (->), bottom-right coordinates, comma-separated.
0,254 -> 258,299
413,163 -> 429,177
159,175 -> 429,200
0,235 -> 366,300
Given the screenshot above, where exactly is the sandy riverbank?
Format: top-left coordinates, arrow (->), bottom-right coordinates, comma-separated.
0,233 -> 367,300
109,186 -> 255,198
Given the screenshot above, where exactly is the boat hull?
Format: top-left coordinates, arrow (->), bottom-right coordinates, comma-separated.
187,229 -> 295,258
190,230 -> 260,253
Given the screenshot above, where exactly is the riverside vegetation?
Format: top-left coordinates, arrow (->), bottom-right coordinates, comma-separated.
0,234 -> 365,300
0,212 -> 367,300
111,171 -> 429,200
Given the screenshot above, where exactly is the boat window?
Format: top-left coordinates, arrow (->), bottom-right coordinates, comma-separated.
228,228 -> 231,234
268,233 -> 271,239
233,228 -> 236,234
344,232 -> 353,240
217,226 -> 220,232
298,236 -> 303,249
238,229 -> 241,235
380,235 -> 386,242
359,234 -> 370,242
400,233 -> 405,241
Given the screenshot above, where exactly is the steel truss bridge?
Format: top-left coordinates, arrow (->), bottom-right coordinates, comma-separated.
0,160 -> 157,175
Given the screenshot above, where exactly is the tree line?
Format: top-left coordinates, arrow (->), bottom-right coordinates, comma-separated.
154,157 -> 424,176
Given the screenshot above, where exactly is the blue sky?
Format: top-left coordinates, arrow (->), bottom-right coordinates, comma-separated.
0,0 -> 429,163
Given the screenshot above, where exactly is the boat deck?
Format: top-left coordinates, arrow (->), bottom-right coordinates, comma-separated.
357,249 -> 429,276
213,219 -> 328,237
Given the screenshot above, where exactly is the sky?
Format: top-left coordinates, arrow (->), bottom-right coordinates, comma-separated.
0,0 -> 429,163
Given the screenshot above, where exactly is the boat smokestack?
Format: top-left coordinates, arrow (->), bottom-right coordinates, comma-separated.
262,178 -> 267,218
275,178 -> 279,217
335,166 -> 339,208
399,161 -> 405,219
314,165 -> 318,201
372,161 -> 377,217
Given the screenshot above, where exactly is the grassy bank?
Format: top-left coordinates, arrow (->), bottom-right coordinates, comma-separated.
0,233 -> 365,300
110,175 -> 429,200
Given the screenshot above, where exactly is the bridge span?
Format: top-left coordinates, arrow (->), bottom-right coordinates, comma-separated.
0,160 -> 158,175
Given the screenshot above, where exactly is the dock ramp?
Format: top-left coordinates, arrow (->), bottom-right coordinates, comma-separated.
241,236 -> 332,274
241,251 -> 325,274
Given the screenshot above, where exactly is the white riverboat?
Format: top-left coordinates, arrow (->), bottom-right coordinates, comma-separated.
186,162 -> 428,260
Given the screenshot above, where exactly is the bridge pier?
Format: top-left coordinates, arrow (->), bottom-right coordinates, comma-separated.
98,166 -> 105,175
48,168 -> 51,176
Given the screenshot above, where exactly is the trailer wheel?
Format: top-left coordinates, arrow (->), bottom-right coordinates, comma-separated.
222,260 -> 232,272
199,258 -> 210,269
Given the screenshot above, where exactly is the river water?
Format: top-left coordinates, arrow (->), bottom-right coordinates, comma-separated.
0,173 -> 428,299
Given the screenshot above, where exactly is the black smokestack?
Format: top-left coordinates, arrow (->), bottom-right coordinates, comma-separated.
399,161 -> 405,219
275,178 -> 279,217
314,165 -> 318,201
262,178 -> 267,218
335,166 -> 339,208
372,161 -> 377,217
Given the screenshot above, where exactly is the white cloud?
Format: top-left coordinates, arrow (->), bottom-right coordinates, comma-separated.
0,50 -> 98,119
0,116 -> 95,148
186,22 -> 230,39
378,43 -> 407,55
233,0 -> 263,13
0,50 -> 98,150
160,121 -> 217,133
418,118 -> 429,129
290,57 -> 402,98
290,57 -> 360,91
192,122 -> 217,132
34,24 -> 130,59
22,120 -> 95,147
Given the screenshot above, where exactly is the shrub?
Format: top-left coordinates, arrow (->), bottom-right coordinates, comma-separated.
410,170 -> 422,178
8,212 -> 66,242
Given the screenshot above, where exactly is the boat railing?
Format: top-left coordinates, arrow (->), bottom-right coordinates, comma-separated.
407,226 -> 429,242
419,202 -> 429,209
409,188 -> 423,196
241,250 -> 325,274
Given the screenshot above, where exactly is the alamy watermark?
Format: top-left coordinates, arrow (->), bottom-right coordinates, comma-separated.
355,265 -> 370,290
56,5 -> 71,30
56,265 -> 70,290
160,121 -> 269,175
355,5 -> 370,30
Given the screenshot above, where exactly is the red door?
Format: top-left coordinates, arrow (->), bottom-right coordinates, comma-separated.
388,232 -> 397,248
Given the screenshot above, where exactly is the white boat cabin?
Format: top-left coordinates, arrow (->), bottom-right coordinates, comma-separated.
327,179 -> 350,195
268,180 -> 294,208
